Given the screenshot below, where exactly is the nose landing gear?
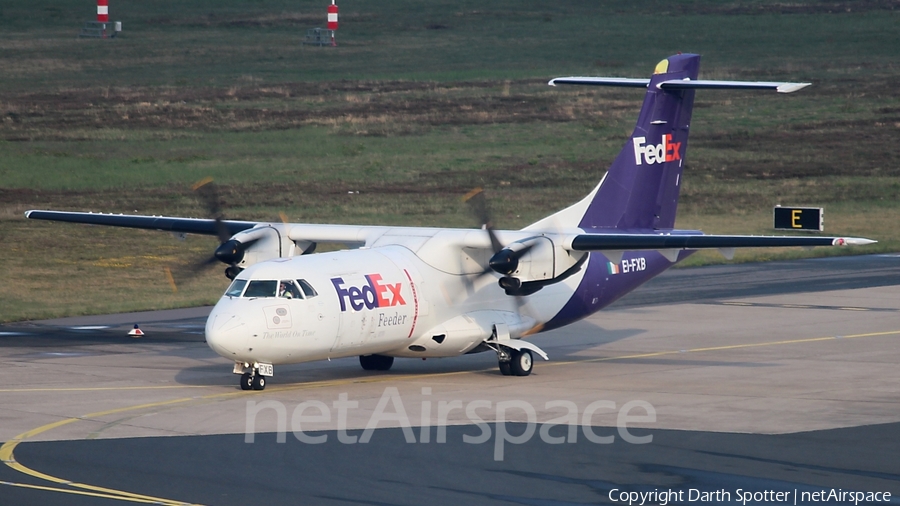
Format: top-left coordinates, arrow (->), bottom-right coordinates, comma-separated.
239,372 -> 266,390
235,361 -> 271,390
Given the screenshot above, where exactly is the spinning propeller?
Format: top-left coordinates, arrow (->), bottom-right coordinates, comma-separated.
463,187 -> 588,299
462,188 -> 536,295
192,177 -> 260,280
165,178 -> 259,292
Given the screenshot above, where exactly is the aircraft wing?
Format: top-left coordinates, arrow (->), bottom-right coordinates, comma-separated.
567,233 -> 875,251
24,210 -> 391,247
564,232 -> 875,262
24,210 -> 876,258
24,210 -> 259,236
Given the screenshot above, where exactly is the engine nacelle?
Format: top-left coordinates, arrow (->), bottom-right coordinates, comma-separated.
502,236 -> 584,283
225,225 -> 314,269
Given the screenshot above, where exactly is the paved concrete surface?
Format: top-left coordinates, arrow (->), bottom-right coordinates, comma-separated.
1,255 -> 898,505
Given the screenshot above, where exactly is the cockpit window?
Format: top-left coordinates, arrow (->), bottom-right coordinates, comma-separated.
225,279 -> 247,297
236,279 -> 312,299
297,279 -> 318,298
243,280 -> 277,298
279,280 -> 303,299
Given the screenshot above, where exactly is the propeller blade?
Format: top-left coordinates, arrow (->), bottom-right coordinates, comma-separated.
164,178 -> 254,291
163,252 -> 221,293
192,177 -> 232,243
164,266 -> 178,293
463,187 -> 503,254
196,254 -> 222,268
462,187 -> 538,299
462,187 -> 490,226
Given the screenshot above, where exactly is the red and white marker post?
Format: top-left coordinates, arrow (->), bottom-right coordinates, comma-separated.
97,0 -> 109,22
327,0 -> 338,46
97,0 -> 109,38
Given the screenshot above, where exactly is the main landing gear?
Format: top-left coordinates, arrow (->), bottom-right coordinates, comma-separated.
359,354 -> 394,371
484,324 -> 546,377
498,348 -> 533,376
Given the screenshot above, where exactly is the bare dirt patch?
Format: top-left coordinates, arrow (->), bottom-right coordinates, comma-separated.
673,1 -> 900,15
3,77 -> 898,185
0,79 -> 594,138
692,116 -> 900,180
2,156 -> 592,216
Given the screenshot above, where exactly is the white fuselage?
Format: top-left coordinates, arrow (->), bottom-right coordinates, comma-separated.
204,243 -> 584,366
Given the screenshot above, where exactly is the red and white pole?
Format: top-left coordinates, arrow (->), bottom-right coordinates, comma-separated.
327,0 -> 338,46
97,0 -> 109,23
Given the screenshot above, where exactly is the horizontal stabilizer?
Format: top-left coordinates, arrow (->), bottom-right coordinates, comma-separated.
657,79 -> 811,93
569,234 -> 875,251
548,77 -> 650,88
549,77 -> 810,93
25,210 -> 256,236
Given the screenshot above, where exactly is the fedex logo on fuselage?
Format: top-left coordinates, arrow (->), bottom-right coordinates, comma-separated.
331,274 -> 406,312
633,134 -> 682,166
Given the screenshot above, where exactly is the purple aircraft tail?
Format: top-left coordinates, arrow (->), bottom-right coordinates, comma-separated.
528,54 -> 808,234
526,54 -> 702,233
578,54 -> 698,231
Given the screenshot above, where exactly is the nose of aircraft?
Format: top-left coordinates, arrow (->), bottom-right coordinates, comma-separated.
205,310 -> 247,358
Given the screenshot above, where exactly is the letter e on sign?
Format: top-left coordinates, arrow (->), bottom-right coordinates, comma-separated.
773,206 -> 823,231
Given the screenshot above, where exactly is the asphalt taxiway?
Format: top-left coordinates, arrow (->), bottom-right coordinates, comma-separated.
1,254 -> 899,505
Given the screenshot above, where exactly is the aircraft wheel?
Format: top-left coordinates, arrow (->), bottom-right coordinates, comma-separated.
251,374 -> 266,391
375,355 -> 394,371
499,360 -> 512,376
360,354 -> 394,371
359,355 -> 378,370
240,373 -> 253,391
511,349 -> 533,377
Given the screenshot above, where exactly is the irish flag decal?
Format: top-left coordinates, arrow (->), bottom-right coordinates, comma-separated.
607,262 -> 620,275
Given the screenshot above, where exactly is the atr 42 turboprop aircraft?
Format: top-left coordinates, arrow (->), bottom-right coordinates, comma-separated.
26,54 -> 874,390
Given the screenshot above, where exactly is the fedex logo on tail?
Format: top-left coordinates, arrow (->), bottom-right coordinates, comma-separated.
633,134 -> 682,165
331,274 -> 406,312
